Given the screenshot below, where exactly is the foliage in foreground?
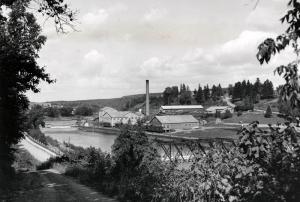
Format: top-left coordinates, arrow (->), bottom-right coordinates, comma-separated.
0,0 -> 74,177
39,122 -> 300,202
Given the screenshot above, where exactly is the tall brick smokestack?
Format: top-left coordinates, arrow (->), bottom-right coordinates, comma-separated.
146,80 -> 150,116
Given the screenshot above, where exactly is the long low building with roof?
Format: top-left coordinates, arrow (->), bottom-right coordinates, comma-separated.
205,106 -> 233,114
150,115 -> 199,130
159,105 -> 204,114
99,107 -> 144,127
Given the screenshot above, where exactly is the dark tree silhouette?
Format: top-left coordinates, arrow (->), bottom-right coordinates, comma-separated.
0,0 -> 74,175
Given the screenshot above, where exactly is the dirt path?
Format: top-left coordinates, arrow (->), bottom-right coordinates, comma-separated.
222,96 -> 236,108
2,169 -> 117,202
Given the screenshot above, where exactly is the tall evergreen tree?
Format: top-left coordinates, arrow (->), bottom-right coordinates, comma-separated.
228,84 -> 234,96
217,84 -> 223,97
195,85 -> 204,104
163,87 -> 172,105
261,79 -> 274,99
203,84 -> 210,101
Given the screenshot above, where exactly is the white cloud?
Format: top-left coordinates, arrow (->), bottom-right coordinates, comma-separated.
82,9 -> 109,25
27,0 -> 292,102
81,50 -> 106,77
84,49 -> 105,64
143,8 -> 167,22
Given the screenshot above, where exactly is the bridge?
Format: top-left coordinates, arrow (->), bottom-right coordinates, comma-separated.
147,132 -> 237,162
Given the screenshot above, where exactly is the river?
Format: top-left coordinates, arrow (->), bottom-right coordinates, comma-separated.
41,123 -> 117,153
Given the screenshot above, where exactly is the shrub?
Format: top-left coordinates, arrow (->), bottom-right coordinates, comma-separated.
101,122 -> 111,127
221,109 -> 233,119
59,106 -> 73,117
44,107 -> 60,118
215,110 -> 221,118
146,125 -> 164,133
28,129 -> 47,145
111,126 -> 165,201
264,105 -> 272,118
74,105 -> 93,116
237,111 -> 243,116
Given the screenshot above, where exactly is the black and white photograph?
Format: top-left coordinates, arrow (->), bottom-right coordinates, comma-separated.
1,0 -> 300,201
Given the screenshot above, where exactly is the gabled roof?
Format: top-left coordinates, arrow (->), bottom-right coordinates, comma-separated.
206,106 -> 231,111
160,105 -> 203,110
153,115 -> 199,124
100,108 -> 143,118
99,107 -> 118,116
100,107 -> 118,113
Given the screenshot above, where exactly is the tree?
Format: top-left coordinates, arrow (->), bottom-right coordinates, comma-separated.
59,106 -> 73,117
179,90 -> 192,105
222,109 -> 233,119
217,84 -> 223,97
232,81 -> 242,100
0,1 -> 52,174
195,85 -> 204,104
256,0 -> 300,108
211,85 -> 218,101
203,84 -> 210,101
163,87 -> 172,105
264,105 -> 272,118
1,0 -> 76,33
112,126 -> 164,201
26,105 -> 45,129
74,105 -> 93,116
254,78 -> 262,95
261,79 -> 274,99
0,0 -> 74,175
44,107 -> 60,117
228,84 -> 234,96
171,86 -> 179,100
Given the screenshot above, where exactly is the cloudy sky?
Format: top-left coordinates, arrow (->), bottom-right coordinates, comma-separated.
26,0 -> 293,102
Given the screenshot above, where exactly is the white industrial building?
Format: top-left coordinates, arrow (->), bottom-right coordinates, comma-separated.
159,105 -> 204,114
150,115 -> 199,130
99,107 -> 144,127
205,106 -> 233,114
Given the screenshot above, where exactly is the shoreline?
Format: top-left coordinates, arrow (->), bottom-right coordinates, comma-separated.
78,126 -> 120,135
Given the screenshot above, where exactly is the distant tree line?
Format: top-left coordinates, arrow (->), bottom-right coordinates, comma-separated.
163,83 -> 224,105
230,78 -> 274,102
162,78 -> 274,106
28,104 -> 94,120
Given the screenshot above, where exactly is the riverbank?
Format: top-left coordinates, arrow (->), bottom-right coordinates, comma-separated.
78,126 -> 120,135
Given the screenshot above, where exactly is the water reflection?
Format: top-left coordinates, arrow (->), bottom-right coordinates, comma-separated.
41,127 -> 117,153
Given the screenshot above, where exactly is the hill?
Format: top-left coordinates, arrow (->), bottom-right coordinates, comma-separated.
48,93 -> 163,114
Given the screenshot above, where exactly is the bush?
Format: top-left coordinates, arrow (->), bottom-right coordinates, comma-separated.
237,111 -> 243,116
74,105 -> 93,116
264,105 -> 272,118
39,126 -> 165,201
101,122 -> 112,127
28,129 -> 47,145
235,104 -> 254,112
59,106 -> 73,117
146,125 -> 164,133
221,109 -> 233,119
44,107 -> 60,117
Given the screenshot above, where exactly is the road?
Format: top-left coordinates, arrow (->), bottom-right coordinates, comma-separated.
19,136 -> 57,162
2,169 -> 117,202
222,96 -> 236,108
14,137 -> 117,201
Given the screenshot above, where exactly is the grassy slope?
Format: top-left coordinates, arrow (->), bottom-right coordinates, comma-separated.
223,112 -> 285,124
49,93 -> 163,112
254,98 -> 279,112
12,146 -> 40,171
170,127 -> 239,139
